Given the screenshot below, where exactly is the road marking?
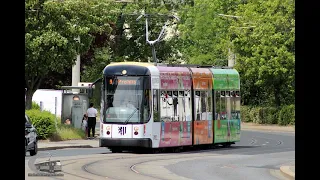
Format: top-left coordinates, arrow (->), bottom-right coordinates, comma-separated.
250,138 -> 257,144
276,140 -> 283,145
262,144 -> 266,146
130,164 -> 140,174
221,165 -> 236,169
266,142 -> 269,143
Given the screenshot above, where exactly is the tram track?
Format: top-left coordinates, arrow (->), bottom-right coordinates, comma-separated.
27,133 -> 292,180
62,147 -> 293,180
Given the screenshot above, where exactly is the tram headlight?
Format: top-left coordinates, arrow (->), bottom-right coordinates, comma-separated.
106,126 -> 111,135
133,126 -> 139,135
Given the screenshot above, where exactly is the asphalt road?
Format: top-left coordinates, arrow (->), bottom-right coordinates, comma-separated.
25,130 -> 294,180
166,130 -> 295,180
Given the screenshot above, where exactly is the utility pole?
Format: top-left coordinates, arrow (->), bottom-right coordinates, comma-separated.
217,14 -> 256,68
228,48 -> 235,68
72,36 -> 80,93
217,14 -> 241,68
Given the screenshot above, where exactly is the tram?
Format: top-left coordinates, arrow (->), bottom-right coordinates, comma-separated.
89,62 -> 241,153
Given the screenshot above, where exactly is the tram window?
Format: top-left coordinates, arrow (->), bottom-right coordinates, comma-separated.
222,94 -> 227,120
231,91 -> 236,119
219,91 -> 227,120
179,91 -> 184,97
167,90 -> 178,121
207,91 -> 212,120
226,91 -> 232,120
178,91 -> 185,121
143,90 -> 151,122
173,91 -> 178,97
200,91 -> 207,113
161,91 -> 165,97
235,91 -> 241,119
160,90 -> 169,122
215,91 -> 221,120
195,91 -> 201,120
185,90 -> 191,121
195,91 -> 200,96
235,91 -> 240,97
153,90 -> 160,122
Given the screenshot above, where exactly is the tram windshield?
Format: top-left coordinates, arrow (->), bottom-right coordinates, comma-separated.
104,76 -> 151,124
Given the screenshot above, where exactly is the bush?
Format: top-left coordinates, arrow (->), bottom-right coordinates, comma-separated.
249,107 -> 261,124
32,101 -> 40,110
278,104 -> 295,126
264,107 -> 279,124
50,124 -> 86,141
240,106 -> 252,122
26,109 -> 57,140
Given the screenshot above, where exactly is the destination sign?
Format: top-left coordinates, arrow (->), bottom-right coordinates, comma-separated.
109,79 -> 139,85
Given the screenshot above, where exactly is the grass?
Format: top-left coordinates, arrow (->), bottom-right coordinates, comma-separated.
49,124 -> 86,141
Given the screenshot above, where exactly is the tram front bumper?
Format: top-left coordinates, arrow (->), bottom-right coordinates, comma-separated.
99,138 -> 152,148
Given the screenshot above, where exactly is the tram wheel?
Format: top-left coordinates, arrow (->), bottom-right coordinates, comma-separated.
173,147 -> 181,153
223,143 -> 231,148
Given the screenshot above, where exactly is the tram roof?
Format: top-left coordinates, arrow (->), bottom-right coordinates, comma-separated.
210,69 -> 240,90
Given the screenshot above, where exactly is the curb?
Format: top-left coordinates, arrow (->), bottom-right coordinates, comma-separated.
280,166 -> 295,179
241,127 -> 295,133
38,145 -> 93,151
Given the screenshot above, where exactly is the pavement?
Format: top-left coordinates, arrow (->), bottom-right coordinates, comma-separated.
280,165 -> 295,179
35,122 -> 295,179
38,139 -> 100,151
241,122 -> 295,132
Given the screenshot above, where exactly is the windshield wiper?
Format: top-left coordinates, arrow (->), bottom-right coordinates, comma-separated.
124,108 -> 138,124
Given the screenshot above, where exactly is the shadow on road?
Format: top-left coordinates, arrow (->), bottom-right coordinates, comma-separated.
99,145 -> 260,155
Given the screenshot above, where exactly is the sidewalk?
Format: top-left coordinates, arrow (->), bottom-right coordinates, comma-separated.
280,164 -> 295,179
241,122 -> 295,133
38,139 -> 99,151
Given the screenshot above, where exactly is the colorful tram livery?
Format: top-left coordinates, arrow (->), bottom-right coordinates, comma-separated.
95,62 -> 241,152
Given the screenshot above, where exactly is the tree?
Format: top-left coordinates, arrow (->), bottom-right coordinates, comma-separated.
177,0 -> 241,65
81,0 -> 189,82
231,0 -> 295,106
25,0 -> 121,109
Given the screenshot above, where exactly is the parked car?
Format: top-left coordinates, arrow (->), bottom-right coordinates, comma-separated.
25,114 -> 38,156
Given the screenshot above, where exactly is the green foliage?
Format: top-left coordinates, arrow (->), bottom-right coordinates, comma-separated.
32,101 -> 40,110
248,106 -> 261,124
25,0 -> 121,109
50,124 -> 86,141
240,106 -> 252,122
232,0 -> 295,107
241,105 -> 294,125
25,0 -> 295,114
263,106 -> 279,124
278,104 -> 295,126
176,0 -> 241,65
106,1 -> 183,63
26,109 -> 57,139
82,47 -> 111,82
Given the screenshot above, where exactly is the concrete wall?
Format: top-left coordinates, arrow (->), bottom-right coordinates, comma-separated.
32,89 -> 62,117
